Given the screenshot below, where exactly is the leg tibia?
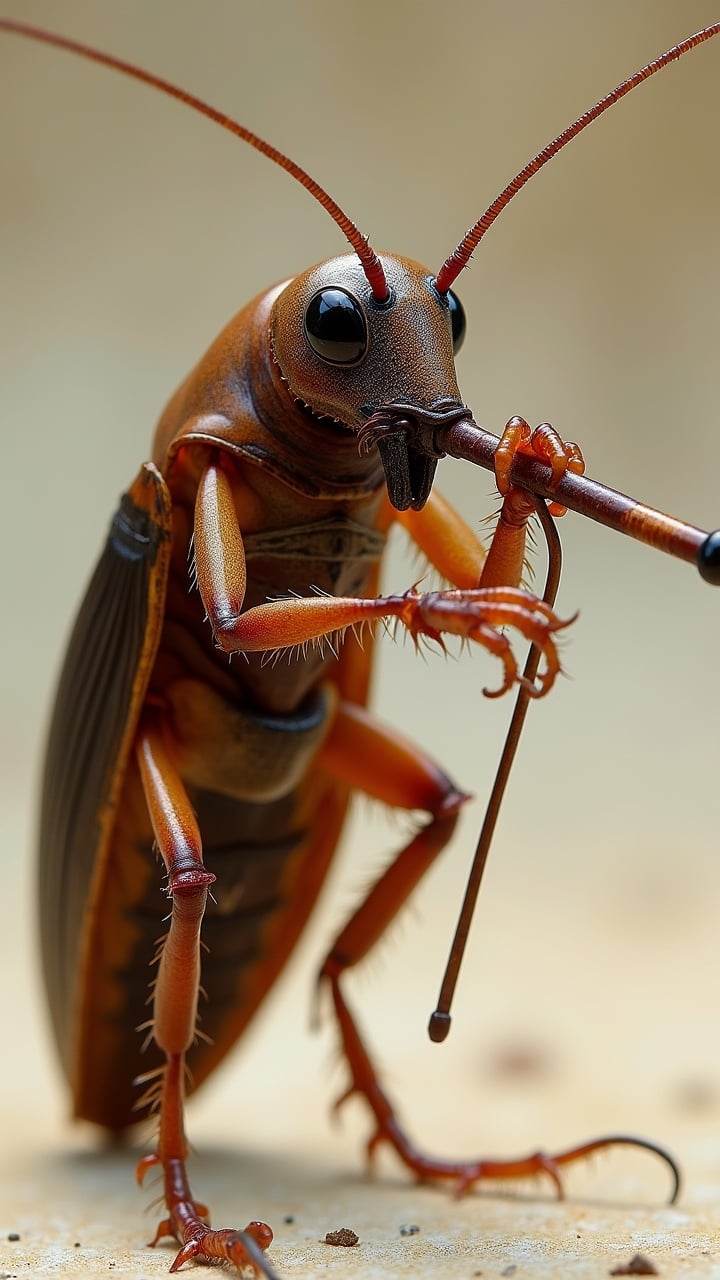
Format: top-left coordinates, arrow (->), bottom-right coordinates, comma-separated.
134,713 -> 276,1275
479,487 -> 536,590
136,712 -> 214,1056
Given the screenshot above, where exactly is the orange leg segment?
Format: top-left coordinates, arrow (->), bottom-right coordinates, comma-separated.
194,462 -> 570,697
318,702 -> 680,1203
398,475 -> 537,593
318,700 -> 469,964
134,708 -> 277,1277
475,417 -> 586,590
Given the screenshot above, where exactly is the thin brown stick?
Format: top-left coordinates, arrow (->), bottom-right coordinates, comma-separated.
429,499 -> 562,1042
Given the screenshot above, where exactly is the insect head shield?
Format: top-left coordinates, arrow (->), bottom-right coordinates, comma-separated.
273,253 -> 472,512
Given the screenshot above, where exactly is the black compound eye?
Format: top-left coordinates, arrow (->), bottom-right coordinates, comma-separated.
305,288 -> 368,365
448,289 -> 466,354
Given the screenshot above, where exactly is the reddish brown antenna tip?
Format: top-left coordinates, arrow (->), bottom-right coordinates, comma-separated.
435,23 -> 720,294
0,18 -> 389,302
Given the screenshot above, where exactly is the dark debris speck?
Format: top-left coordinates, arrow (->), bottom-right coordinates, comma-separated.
400,1224 -> 420,1236
609,1255 -> 659,1277
324,1228 -> 359,1248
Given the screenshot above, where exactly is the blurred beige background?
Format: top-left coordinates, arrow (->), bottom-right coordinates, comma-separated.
1,3 -> 719,1277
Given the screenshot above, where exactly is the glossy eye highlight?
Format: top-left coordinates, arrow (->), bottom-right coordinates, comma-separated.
305,288 -> 368,365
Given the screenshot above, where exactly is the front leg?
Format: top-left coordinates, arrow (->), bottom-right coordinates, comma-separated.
194,461 -> 569,697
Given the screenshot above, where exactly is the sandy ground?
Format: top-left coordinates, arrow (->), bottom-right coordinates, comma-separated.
4,799 -> 720,1280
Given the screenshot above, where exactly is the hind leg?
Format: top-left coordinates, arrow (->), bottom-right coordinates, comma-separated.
317,700 -> 680,1200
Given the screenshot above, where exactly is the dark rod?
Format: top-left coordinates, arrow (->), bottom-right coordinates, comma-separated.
429,499 -> 562,1044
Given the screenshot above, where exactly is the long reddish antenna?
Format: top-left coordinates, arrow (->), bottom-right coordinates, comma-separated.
0,18 -> 390,302
435,23 -> 720,294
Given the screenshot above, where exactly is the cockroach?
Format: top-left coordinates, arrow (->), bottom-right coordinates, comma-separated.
1,13 -> 719,1279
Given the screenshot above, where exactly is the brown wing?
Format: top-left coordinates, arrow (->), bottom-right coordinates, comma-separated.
38,463 -> 171,1081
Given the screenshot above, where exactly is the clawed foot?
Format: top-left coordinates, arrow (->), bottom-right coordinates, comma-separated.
162,1220 -> 274,1276
390,584 -> 573,697
495,416 -> 585,517
137,1154 -> 277,1277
